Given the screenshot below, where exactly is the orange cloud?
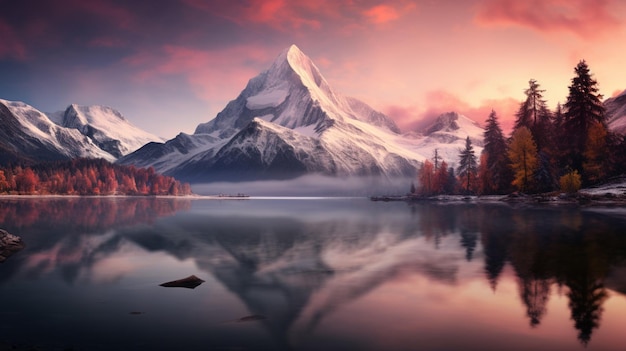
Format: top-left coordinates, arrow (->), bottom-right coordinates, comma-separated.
385,90 -> 520,134
474,0 -> 622,39
611,89 -> 625,98
363,5 -> 400,24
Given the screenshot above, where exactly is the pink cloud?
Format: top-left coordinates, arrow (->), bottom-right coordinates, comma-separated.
474,0 -> 622,39
89,36 -> 127,48
0,20 -> 27,60
182,0 -> 321,30
182,0 -> 417,31
124,45 -> 273,101
363,5 -> 400,24
385,90 -> 520,134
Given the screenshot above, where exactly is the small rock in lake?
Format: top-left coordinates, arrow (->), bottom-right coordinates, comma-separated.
237,315 -> 267,322
159,275 -> 205,289
0,229 -> 25,263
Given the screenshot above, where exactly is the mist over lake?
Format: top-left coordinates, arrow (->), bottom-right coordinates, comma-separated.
1,197 -> 626,350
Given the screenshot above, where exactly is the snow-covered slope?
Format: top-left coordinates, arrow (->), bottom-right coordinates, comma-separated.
410,112 -> 484,165
0,99 -> 116,162
605,90 -> 626,134
55,104 -> 163,157
0,99 -> 164,165
120,45 -> 483,182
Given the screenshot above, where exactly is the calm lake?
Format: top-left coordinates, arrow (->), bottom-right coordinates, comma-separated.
1,197 -> 626,350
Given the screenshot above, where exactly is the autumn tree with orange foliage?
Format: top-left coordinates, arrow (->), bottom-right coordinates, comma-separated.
583,121 -> 609,184
508,127 -> 538,193
418,160 -> 435,196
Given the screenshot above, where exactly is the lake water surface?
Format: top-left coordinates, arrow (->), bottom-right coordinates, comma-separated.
1,197 -> 626,350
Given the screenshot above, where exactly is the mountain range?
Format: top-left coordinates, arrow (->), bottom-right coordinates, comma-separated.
117,45 -> 484,182
2,45 -> 625,182
0,99 -> 162,165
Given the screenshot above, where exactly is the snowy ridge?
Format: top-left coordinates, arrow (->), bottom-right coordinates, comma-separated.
0,99 -> 116,161
58,104 -> 164,157
605,90 -> 626,134
0,99 -> 166,165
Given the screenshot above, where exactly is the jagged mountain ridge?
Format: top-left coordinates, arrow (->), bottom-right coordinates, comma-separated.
120,45 -> 483,182
0,99 -> 162,165
55,104 -> 164,158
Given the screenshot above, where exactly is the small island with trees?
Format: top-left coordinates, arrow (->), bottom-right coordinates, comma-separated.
375,60 -> 626,204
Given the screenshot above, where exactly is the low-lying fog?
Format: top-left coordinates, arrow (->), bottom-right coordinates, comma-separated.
191,175 -> 414,197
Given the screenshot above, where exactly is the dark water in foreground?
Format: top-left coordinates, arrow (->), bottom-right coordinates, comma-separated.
1,197 -> 626,351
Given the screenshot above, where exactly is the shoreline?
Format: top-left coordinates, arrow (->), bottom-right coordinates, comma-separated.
371,192 -> 626,207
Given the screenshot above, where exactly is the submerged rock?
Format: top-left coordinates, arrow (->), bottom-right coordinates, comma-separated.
0,229 -> 25,263
236,315 -> 267,323
159,275 -> 205,289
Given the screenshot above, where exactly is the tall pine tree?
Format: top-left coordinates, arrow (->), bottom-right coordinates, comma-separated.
457,136 -> 478,194
482,110 -> 512,194
563,60 -> 605,179
514,79 -> 553,151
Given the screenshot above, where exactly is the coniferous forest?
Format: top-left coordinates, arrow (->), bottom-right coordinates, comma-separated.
0,158 -> 192,196
414,60 -> 626,196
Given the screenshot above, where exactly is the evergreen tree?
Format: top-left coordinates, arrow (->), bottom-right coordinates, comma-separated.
514,79 -> 553,151
445,167 -> 458,194
534,151 -> 557,193
482,110 -> 513,194
582,121 -> 609,183
508,127 -> 539,193
433,149 -> 442,171
457,136 -> 478,194
563,60 -> 605,176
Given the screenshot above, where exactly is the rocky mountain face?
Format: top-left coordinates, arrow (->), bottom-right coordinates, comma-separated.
605,90 -> 626,134
0,99 -> 162,165
119,45 -> 484,182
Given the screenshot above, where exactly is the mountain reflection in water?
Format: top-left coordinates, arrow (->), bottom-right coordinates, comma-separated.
1,198 -> 626,351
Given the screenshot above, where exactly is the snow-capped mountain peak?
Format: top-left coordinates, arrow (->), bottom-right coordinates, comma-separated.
281,44 -> 334,97
194,45 -> 365,138
120,46 -> 483,182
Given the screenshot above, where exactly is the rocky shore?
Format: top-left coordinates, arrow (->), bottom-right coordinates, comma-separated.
0,229 -> 25,262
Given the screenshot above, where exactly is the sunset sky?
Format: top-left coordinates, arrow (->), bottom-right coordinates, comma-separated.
1,0 -> 625,138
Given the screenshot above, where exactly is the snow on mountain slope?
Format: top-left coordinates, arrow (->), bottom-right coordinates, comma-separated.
57,104 -> 164,157
0,99 -> 116,162
605,90 -> 626,134
119,132 -> 225,174
120,45 -> 482,182
410,111 -> 484,164
194,45 -> 399,137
